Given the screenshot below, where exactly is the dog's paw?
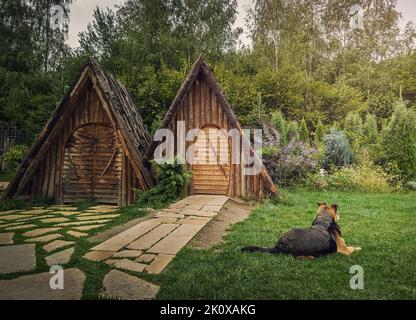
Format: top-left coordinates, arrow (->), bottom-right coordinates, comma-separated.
354,247 -> 362,252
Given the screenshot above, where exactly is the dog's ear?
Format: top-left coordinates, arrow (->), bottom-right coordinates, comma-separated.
331,204 -> 339,212
317,202 -> 327,207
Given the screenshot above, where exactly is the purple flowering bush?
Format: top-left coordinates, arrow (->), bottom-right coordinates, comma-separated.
261,122 -> 318,187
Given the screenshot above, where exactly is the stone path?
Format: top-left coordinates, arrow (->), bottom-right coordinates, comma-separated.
0,244 -> 36,274
0,268 -> 85,300
0,204 -> 119,300
85,195 -> 229,275
0,196 -> 229,300
101,270 -> 159,300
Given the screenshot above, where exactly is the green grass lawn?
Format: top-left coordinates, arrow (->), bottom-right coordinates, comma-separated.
153,190 -> 416,300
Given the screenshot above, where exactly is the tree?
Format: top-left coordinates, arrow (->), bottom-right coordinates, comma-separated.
0,0 -> 72,143
286,121 -> 299,141
382,102 -> 416,181
299,118 -> 310,144
363,113 -> 379,144
344,112 -> 363,155
271,111 -> 287,144
314,120 -> 325,145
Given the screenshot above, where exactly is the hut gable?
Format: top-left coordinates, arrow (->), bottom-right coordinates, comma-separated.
5,60 -> 154,205
145,57 -> 277,199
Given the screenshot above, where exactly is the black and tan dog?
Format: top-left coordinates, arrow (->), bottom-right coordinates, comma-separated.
242,203 -> 361,258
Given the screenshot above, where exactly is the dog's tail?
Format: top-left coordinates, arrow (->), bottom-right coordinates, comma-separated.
241,246 -> 280,254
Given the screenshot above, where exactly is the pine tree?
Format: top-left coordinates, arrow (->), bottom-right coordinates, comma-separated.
272,111 -> 287,144
363,114 -> 379,145
299,118 -> 310,144
286,121 -> 299,141
344,112 -> 363,155
382,102 -> 416,181
314,120 -> 325,145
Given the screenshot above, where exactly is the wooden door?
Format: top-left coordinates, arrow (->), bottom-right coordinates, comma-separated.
191,126 -> 230,195
62,123 -> 122,204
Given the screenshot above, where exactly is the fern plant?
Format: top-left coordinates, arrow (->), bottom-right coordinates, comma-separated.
135,158 -> 192,208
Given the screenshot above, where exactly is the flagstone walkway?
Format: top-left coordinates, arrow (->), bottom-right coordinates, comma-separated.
0,195 -> 229,300
85,195 -> 229,275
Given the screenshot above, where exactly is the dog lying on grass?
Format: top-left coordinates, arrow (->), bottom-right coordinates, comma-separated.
242,203 -> 361,259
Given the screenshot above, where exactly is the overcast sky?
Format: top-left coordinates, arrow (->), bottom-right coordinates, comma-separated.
68,0 -> 416,48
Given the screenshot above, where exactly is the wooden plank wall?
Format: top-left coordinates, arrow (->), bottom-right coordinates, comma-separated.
0,125 -> 17,171
166,74 -> 264,199
21,80 -> 141,205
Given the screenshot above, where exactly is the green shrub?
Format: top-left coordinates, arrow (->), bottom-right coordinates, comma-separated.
314,120 -> 325,145
135,158 -> 192,208
299,118 -> 310,145
305,155 -> 396,193
0,145 -> 28,169
271,111 -> 287,144
344,112 -> 363,153
286,121 -> 299,141
382,102 -> 416,181
322,129 -> 353,170
362,113 -> 382,161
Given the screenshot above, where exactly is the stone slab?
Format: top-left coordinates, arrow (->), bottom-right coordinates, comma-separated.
45,247 -> 75,266
6,224 -> 37,231
202,205 -> 222,212
177,218 -> 211,226
127,223 -> 179,251
181,210 -> 216,218
101,270 -> 159,300
135,254 -> 156,263
112,250 -> 143,259
43,240 -> 74,253
155,213 -> 185,219
0,244 -> 36,274
76,214 -> 120,221
47,206 -> 79,211
0,233 -> 14,245
148,224 -> 205,255
0,268 -> 85,300
23,227 -> 62,238
55,220 -> 111,227
83,251 -> 114,262
26,234 -> 63,243
114,259 -> 146,273
0,222 -> 24,229
67,230 -> 88,238
20,209 -> 53,215
145,254 -> 175,274
73,225 -> 103,231
104,259 -> 119,265
152,217 -> 178,224
54,211 -> 82,217
1,215 -> 34,221
40,217 -> 70,224
0,210 -> 21,216
16,215 -> 55,222
91,219 -> 161,252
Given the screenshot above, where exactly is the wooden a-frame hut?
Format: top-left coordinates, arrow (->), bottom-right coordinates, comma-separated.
4,60 -> 154,206
145,57 -> 277,199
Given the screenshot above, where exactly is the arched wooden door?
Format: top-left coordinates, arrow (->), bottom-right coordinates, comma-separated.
191,126 -> 231,195
62,123 -> 122,204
